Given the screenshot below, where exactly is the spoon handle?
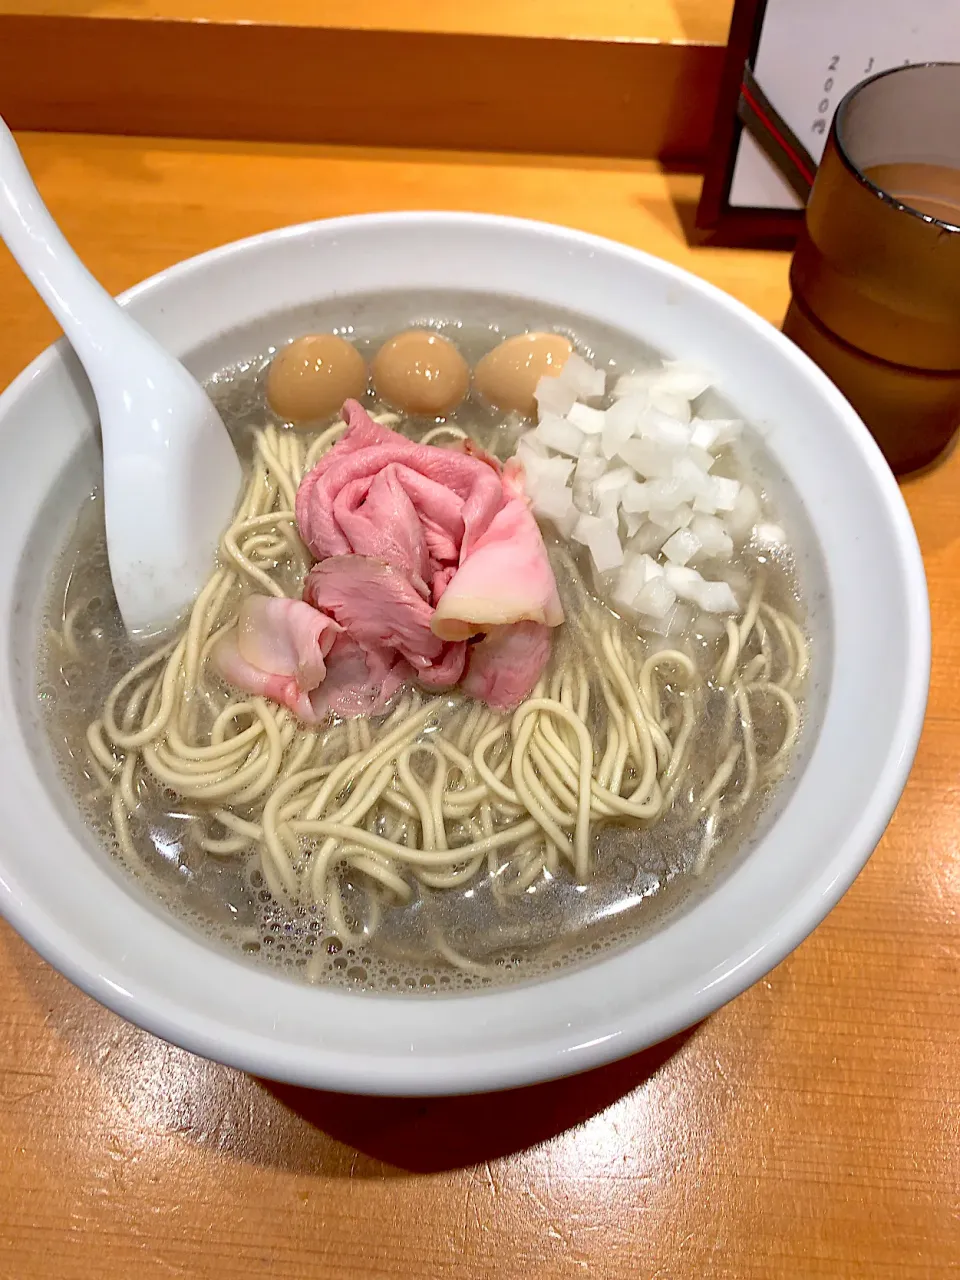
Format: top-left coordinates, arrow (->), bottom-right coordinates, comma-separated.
0,117 -> 138,375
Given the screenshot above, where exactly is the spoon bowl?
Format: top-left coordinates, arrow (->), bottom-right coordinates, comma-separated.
0,117 -> 241,637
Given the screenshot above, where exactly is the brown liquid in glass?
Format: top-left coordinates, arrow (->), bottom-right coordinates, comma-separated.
864,161 -> 960,225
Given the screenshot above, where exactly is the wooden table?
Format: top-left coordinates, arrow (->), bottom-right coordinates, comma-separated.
1,131 -> 958,1279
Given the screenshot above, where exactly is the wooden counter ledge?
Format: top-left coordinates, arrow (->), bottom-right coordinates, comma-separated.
1,0 -> 734,43
0,2 -> 731,158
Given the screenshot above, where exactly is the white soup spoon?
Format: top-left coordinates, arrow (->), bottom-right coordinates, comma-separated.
0,117 -> 241,638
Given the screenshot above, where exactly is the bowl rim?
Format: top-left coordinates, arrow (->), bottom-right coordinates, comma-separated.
0,211 -> 931,1095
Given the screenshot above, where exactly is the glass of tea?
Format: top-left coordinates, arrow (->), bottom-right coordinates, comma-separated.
783,62 -> 960,475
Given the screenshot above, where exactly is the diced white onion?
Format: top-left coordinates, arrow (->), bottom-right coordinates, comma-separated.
612,372 -> 654,400
638,553 -> 665,580
574,454 -> 607,485
535,414 -> 585,457
690,417 -> 743,451
517,428 -> 548,454
612,549 -> 666,618
621,480 -> 652,514
512,350 -> 769,624
535,375 -> 578,419
593,465 -> 633,499
618,437 -> 675,478
664,566 -> 699,601
638,410 -> 693,450
531,483 -> 574,522
754,522 -> 787,547
642,602 -> 690,637
697,580 -> 739,612
597,494 -> 620,523
726,484 -> 760,542
649,390 -> 692,423
635,578 -> 677,620
555,508 -> 579,537
662,528 -> 701,565
576,517 -> 623,574
649,505 -> 693,530
645,477 -> 687,509
627,523 -> 666,556
603,395 -> 644,429
572,513 -> 603,546
558,352 -> 606,400
613,360 -> 711,407
664,564 -> 738,613
665,602 -> 694,636
693,473 -> 740,513
690,513 -> 733,560
522,451 -> 575,487
660,360 -> 712,400
572,482 -> 596,514
686,444 -> 715,472
671,455 -> 710,494
611,554 -> 651,611
567,402 -> 606,434
600,398 -> 641,459
708,475 -> 741,511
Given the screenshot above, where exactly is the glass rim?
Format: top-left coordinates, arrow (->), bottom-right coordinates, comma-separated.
833,60 -> 960,232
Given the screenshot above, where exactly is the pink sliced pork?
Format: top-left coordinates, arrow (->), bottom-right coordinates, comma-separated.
460,621 -> 554,710
310,634 -> 410,719
212,595 -> 341,724
432,457 -> 564,642
218,401 -> 565,720
295,400 -> 504,573
303,555 -> 467,689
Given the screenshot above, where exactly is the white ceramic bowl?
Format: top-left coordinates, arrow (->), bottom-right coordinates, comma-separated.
0,213 -> 929,1095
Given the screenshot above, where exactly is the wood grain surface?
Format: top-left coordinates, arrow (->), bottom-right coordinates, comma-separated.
0,14 -> 723,161
0,0 -> 734,43
0,132 -> 958,1279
